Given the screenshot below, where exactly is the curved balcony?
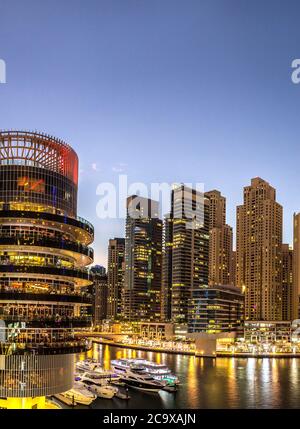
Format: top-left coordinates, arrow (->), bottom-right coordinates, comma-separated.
0,327 -> 91,355
0,315 -> 92,328
0,210 -> 94,244
0,264 -> 92,287
0,236 -> 94,265
0,290 -> 92,304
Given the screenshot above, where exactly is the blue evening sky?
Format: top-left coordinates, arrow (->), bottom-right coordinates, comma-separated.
1,0 -> 300,266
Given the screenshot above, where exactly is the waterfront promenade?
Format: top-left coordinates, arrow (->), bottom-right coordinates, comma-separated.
89,336 -> 300,359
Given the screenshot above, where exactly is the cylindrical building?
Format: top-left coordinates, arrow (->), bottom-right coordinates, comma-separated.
0,131 -> 94,407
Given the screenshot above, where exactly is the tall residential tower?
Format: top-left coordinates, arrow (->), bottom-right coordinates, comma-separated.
123,196 -> 162,322
165,185 -> 209,327
236,177 -> 282,321
107,238 -> 125,320
292,213 -> 300,318
205,190 -> 233,287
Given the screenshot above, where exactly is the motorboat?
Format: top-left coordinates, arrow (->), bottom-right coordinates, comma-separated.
61,382 -> 96,405
76,359 -> 103,373
131,359 -> 179,385
110,362 -> 165,392
75,370 -> 121,386
111,358 -> 179,386
85,383 -> 117,399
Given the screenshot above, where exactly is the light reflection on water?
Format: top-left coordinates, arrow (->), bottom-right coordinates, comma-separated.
76,344 -> 300,409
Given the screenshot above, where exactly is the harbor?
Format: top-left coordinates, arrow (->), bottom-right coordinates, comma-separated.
49,342 -> 300,409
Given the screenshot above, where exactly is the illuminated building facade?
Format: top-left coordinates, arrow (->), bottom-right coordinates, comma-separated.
281,244 -> 296,321
169,185 -> 209,326
123,196 -> 162,322
0,131 -> 93,408
107,238 -> 125,320
244,321 -> 291,342
236,178 -> 283,321
205,189 -> 226,230
205,190 -> 233,287
293,213 -> 300,319
188,285 -> 244,333
230,250 -> 236,286
90,266 -> 108,326
161,214 -> 173,322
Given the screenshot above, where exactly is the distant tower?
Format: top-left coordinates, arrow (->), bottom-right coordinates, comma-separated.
292,213 -> 300,318
123,196 -> 162,322
90,266 -> 108,325
107,238 -> 125,320
167,185 -> 209,326
236,177 -> 282,320
161,214 -> 173,322
282,244 -> 296,321
205,190 -> 233,286
205,189 -> 226,229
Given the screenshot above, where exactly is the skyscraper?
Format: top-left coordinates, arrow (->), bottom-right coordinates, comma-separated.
90,266 -> 108,326
230,250 -> 237,286
168,185 -> 209,326
0,131 -> 94,408
205,190 -> 233,286
123,196 -> 162,322
107,238 -> 125,320
282,244 -> 296,321
205,190 -> 226,229
161,215 -> 173,322
292,213 -> 300,318
236,177 -> 282,321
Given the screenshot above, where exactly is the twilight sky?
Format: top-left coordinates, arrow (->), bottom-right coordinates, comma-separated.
1,0 -> 300,267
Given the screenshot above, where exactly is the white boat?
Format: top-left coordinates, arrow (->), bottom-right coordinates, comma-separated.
76,359 -> 103,373
111,358 -> 179,386
62,382 -> 96,405
75,370 -> 120,386
85,383 -> 117,399
111,362 -> 165,392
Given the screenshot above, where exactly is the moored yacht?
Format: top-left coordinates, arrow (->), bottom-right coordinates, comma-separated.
131,359 -> 179,385
85,383 -> 117,399
61,382 -> 96,405
76,359 -> 103,373
75,370 -> 121,386
111,358 -> 179,386
110,362 -> 165,392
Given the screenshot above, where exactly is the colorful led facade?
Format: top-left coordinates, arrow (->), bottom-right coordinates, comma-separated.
0,131 -> 94,406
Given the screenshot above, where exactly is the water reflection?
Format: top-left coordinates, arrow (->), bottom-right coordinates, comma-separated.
76,344 -> 300,409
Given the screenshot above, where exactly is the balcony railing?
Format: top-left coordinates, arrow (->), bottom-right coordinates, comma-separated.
0,264 -> 91,284
0,327 -> 91,355
0,210 -> 94,238
0,235 -> 94,260
0,290 -> 92,304
0,315 -> 92,328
